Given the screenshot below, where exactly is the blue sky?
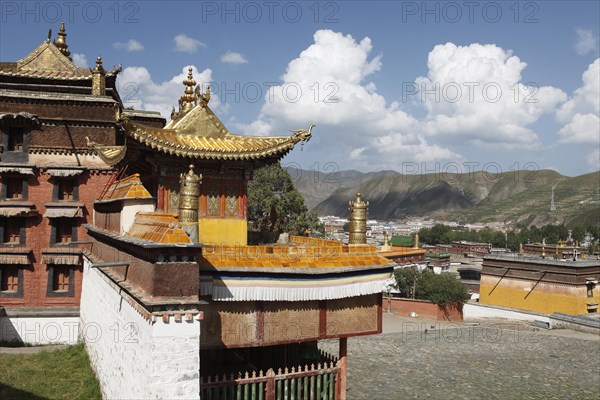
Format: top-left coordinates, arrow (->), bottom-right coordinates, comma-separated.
1,1 -> 599,176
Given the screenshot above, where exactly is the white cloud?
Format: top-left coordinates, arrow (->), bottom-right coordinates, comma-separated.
586,149 -> 600,171
221,51 -> 248,64
557,59 -> 600,144
575,28 -> 598,56
117,65 -> 225,119
235,30 -> 459,170
173,34 -> 206,53
416,43 -> 567,149
72,53 -> 88,68
113,39 -> 144,52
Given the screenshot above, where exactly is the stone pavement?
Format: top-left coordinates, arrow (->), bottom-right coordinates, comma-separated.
320,313 -> 600,399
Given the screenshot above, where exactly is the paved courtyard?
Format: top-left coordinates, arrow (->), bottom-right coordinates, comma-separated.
320,314 -> 600,399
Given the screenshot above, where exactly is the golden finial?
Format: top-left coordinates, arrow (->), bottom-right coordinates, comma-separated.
413,233 -> 419,249
93,56 -> 105,73
54,22 -> 71,60
178,67 -> 198,114
91,56 -> 106,96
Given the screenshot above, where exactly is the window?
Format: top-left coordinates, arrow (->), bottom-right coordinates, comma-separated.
53,178 -> 78,202
0,265 -> 19,292
52,265 -> 70,292
55,219 -> 73,244
5,177 -> 23,199
0,265 -> 23,297
8,128 -> 24,152
58,179 -> 74,201
46,265 -> 74,297
3,222 -> 21,245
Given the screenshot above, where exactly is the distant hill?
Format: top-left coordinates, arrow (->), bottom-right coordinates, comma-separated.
286,167 -> 600,227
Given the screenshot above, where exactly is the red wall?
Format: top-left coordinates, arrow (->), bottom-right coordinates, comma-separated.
386,298 -> 463,322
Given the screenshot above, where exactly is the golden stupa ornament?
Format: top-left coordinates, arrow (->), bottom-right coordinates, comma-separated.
348,192 -> 368,245
171,68 -> 201,120
54,22 -> 71,60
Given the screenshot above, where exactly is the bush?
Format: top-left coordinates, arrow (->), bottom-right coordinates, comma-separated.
393,269 -> 470,307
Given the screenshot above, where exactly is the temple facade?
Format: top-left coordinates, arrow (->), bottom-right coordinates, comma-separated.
1,25 -> 394,400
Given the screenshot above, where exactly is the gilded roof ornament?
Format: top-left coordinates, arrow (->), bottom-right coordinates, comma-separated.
54,22 -> 71,60
93,56 -> 105,74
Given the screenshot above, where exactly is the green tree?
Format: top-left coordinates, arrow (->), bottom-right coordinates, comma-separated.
247,163 -> 323,236
393,269 -> 470,306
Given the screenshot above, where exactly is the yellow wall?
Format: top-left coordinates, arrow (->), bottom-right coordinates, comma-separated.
479,276 -> 600,315
198,218 -> 247,246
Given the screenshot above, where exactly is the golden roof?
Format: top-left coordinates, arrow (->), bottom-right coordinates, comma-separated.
0,24 -> 120,80
199,235 -> 395,269
99,173 -> 152,201
125,120 -> 312,161
127,212 -> 192,244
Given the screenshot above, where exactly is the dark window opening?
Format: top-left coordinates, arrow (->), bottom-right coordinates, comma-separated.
8,128 -> 24,152
56,219 -> 73,244
58,179 -> 74,201
3,223 -> 20,244
0,266 -> 19,292
5,177 -> 23,199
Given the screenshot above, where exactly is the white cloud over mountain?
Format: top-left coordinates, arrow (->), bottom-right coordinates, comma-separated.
557,58 -> 600,144
235,30 -> 460,170
417,43 -> 567,149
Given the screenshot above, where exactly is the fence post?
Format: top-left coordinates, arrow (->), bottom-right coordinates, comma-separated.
337,337 -> 348,400
265,368 -> 275,400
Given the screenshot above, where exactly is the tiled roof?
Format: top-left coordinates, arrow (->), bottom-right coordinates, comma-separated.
99,174 -> 152,201
0,41 -> 119,81
199,236 -> 395,269
125,121 -> 305,161
126,212 -> 192,244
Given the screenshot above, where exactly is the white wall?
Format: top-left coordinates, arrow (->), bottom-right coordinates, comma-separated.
121,200 -> 155,234
464,303 -> 550,323
0,315 -> 79,344
80,256 -> 200,399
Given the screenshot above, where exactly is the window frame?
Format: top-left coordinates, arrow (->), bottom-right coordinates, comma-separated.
46,264 -> 75,297
0,175 -> 28,201
0,265 -> 24,297
0,217 -> 26,246
50,217 -> 77,246
52,177 -> 79,202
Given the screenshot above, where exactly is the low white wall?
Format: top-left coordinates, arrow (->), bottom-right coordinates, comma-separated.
0,315 -> 79,344
464,303 -> 550,323
121,201 -> 155,234
80,256 -> 200,400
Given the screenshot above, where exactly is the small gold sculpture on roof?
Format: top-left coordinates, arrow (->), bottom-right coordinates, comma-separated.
54,22 -> 71,60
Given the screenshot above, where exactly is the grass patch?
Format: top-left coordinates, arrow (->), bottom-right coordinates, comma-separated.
0,344 -> 101,400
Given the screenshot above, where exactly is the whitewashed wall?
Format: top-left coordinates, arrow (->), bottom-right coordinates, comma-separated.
0,315 -> 79,344
80,256 -> 200,399
121,200 -> 155,234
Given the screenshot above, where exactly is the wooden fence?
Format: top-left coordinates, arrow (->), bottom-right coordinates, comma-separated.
200,361 -> 340,400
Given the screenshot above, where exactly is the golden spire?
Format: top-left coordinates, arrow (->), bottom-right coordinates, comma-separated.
92,56 -> 106,96
54,22 -> 71,60
179,67 -> 198,114
413,233 -> 419,249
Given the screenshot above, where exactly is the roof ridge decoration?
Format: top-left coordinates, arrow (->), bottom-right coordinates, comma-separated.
3,23 -> 122,80
86,136 -> 127,166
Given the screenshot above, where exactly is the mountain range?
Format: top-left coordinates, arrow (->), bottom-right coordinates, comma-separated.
286,167 -> 600,227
